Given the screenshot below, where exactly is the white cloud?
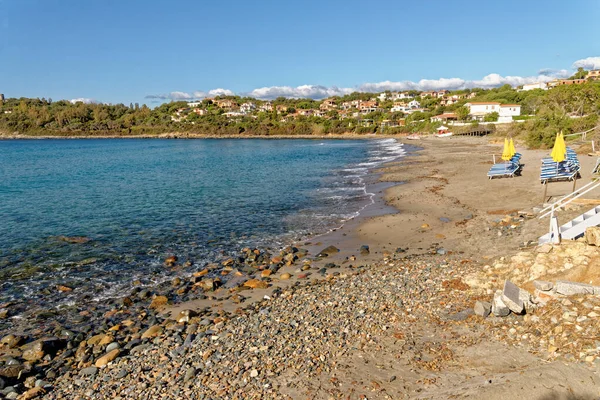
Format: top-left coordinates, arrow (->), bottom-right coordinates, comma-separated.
573,56 -> 600,70
70,98 -> 98,104
207,88 -> 234,97
144,56 -> 598,101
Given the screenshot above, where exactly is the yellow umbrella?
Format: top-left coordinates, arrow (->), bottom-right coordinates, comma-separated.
550,133 -> 566,162
501,138 -> 512,161
509,138 -> 516,158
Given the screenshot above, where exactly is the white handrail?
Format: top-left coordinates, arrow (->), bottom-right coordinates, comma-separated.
538,178 -> 600,219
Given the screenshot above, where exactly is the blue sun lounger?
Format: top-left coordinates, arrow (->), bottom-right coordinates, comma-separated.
540,147 -> 580,183
487,153 -> 523,179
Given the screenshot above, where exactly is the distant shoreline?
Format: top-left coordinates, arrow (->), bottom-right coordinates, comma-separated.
0,132 -> 400,140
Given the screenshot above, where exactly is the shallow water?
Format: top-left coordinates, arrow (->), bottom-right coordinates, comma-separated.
0,138 -> 408,305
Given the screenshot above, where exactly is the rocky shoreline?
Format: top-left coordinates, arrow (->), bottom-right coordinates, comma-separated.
3,136 -> 600,399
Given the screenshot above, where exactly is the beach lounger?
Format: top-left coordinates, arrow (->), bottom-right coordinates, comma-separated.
488,160 -> 521,179
540,147 -> 581,183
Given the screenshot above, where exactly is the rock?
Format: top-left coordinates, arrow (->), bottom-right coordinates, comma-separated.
184,367 -> 196,382
317,246 -> 339,257
421,223 -> 430,229
19,386 -> 45,400
555,280 -> 600,296
261,270 -> 272,277
492,290 -> 510,317
87,334 -> 108,346
198,279 -> 215,291
149,295 -> 169,310
58,236 -> 91,244
585,226 -> 600,246
164,255 -> 178,266
0,365 -> 27,379
1,335 -> 23,348
80,366 -> 98,376
360,245 -> 370,255
105,342 -> 119,352
95,349 -> 120,367
501,280 -> 524,314
533,280 -> 554,291
243,279 -> 269,289
176,310 -> 197,324
250,369 -> 258,378
280,273 -> 291,280
436,248 -> 447,255
56,285 -> 73,292
536,243 -> 553,253
474,301 -> 491,318
193,269 -> 209,277
141,325 -> 163,339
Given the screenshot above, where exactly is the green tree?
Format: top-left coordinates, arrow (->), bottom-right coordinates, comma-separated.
455,106 -> 470,121
484,112 -> 499,122
569,67 -> 588,80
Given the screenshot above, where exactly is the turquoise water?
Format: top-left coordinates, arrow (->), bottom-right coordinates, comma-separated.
0,138 -> 407,305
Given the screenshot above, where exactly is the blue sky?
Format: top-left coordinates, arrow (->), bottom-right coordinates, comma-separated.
0,0 -> 599,104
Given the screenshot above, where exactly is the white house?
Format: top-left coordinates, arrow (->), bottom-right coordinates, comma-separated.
240,102 -> 256,114
389,92 -> 414,100
408,100 -> 421,109
465,102 -> 500,121
377,93 -> 389,101
465,102 -> 521,121
187,101 -> 203,107
498,104 -> 521,122
259,102 -> 273,112
521,82 -> 548,91
391,104 -> 409,113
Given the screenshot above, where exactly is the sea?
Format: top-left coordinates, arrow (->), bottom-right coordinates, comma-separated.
0,138 -> 410,310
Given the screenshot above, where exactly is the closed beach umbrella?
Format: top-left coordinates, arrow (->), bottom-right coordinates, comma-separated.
509,138 -> 516,158
501,138 -> 512,161
550,133 -> 566,163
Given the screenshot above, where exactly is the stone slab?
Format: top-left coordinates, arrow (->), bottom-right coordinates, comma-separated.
533,280 -> 554,291
474,301 -> 491,318
555,280 -> 600,296
492,291 -> 510,317
502,280 -> 524,314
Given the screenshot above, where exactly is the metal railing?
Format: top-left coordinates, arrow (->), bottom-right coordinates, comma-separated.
538,178 -> 600,219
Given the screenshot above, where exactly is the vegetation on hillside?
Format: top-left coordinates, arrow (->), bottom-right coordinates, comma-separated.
1,81 -> 599,147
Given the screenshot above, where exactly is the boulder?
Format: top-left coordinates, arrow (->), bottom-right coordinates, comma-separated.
533,280 -> 554,291
360,245 -> 370,255
555,280 -> 600,296
164,255 -> 178,266
474,301 -> 491,318
141,325 -> 163,339
317,246 -> 339,257
280,273 -> 291,280
243,279 -> 269,289
149,295 -> 169,310
585,226 -> 600,246
95,349 -> 120,368
492,290 -> 510,317
176,310 -> 197,324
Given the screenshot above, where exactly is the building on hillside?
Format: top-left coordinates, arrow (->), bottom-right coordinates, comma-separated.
187,101 -> 203,107
464,102 -> 521,121
213,99 -> 238,109
586,70 -> 600,80
430,112 -> 458,123
358,100 -> 379,114
440,96 -> 460,106
192,108 -> 207,116
391,102 -> 409,113
466,92 -> 477,99
240,102 -> 256,114
521,82 -> 548,91
420,91 -> 437,98
465,102 -> 500,121
547,79 -> 587,88
407,100 -> 421,109
404,108 -> 427,115
276,104 -> 289,114
320,98 -> 337,111
498,104 -> 521,122
390,92 -> 414,100
380,119 -> 406,128
436,90 -> 449,98
259,102 -> 273,112
377,93 -> 389,101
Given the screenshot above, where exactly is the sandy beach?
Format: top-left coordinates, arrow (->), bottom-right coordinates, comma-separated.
5,135 -> 600,399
